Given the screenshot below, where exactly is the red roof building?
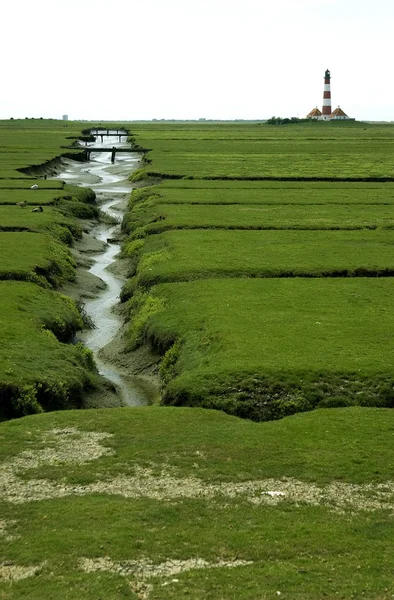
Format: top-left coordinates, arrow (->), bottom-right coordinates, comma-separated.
307,107 -> 322,119
330,106 -> 350,120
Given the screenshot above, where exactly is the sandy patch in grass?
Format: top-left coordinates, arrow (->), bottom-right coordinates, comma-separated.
0,562 -> 43,581
80,555 -> 251,598
2,463 -> 394,514
0,520 -> 18,541
80,555 -> 251,579
1,428 -> 394,514
7,428 -> 114,472
0,428 -> 114,503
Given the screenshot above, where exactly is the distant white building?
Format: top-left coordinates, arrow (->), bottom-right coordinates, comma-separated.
62,115 -> 68,121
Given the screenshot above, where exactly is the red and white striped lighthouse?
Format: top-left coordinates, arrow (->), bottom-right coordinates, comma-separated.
322,69 -> 332,118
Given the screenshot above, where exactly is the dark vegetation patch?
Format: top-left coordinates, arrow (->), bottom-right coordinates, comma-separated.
162,369 -> 394,422
56,185 -> 99,220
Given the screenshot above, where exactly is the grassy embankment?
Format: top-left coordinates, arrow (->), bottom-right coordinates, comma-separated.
121,121 -> 394,419
0,119 -> 118,418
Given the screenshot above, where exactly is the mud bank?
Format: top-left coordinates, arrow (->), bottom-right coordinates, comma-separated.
56,135 -> 161,408
18,153 -> 86,178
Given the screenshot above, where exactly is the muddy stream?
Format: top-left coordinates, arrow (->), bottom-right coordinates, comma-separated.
56,132 -> 159,406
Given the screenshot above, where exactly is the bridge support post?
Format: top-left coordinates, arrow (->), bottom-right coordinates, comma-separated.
100,134 -> 104,143
111,147 -> 116,163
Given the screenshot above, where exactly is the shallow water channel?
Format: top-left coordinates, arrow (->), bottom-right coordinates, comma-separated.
56,132 -> 158,406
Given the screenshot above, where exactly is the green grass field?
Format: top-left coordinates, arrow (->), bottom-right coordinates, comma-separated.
0,205 -> 79,244
121,121 -> 394,423
1,406 -> 394,598
0,232 -> 76,287
126,277 -> 394,419
0,189 -> 68,205
0,179 -> 64,189
141,148 -> 394,179
136,180 -> 394,204
124,201 -> 394,235
128,229 -> 394,287
0,119 -> 89,178
2,119 -> 394,598
130,121 -> 394,181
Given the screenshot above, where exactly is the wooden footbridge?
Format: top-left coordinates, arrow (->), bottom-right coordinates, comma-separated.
83,146 -> 133,163
80,130 -> 132,163
91,130 -> 129,143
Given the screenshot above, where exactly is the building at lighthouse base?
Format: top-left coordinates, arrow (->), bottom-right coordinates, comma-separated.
306,106 -> 352,121
329,107 -> 351,120
306,107 -> 322,119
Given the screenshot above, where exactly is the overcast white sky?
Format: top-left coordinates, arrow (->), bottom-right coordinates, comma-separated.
1,0 -> 392,121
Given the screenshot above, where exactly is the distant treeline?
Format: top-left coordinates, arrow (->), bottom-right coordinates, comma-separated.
266,116 -> 310,125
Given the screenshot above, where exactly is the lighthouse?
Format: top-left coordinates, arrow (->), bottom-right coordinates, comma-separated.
306,70 -> 352,120
322,69 -> 332,119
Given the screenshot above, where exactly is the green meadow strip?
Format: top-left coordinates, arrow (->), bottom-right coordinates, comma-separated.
0,206 -> 81,244
142,152 -> 394,180
125,229 -> 394,288
123,201 -> 394,236
158,178 -> 394,191
0,282 -> 98,418
0,179 -> 64,189
0,118 -> 91,178
0,189 -> 68,206
131,122 -> 394,180
127,278 -> 394,420
138,182 -> 394,205
0,231 -> 76,288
